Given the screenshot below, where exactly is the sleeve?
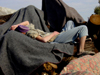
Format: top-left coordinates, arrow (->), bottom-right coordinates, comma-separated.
26,23 -> 39,39
26,29 -> 39,39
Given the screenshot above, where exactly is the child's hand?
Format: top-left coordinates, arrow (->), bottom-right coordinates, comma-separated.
53,31 -> 60,35
10,25 -> 19,30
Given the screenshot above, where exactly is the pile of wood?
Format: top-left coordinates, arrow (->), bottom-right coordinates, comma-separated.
0,14 -> 12,25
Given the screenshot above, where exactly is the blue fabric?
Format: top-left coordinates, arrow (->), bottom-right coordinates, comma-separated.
61,20 -> 75,32
53,21 -> 88,43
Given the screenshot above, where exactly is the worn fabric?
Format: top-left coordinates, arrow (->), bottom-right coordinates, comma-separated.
26,23 -> 58,42
0,5 -> 74,75
42,0 -> 84,32
60,52 -> 100,75
61,71 -> 94,75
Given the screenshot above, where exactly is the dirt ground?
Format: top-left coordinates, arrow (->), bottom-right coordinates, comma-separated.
84,40 -> 98,53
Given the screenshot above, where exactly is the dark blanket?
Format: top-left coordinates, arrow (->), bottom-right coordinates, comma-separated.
0,5 -> 74,75
42,0 -> 85,32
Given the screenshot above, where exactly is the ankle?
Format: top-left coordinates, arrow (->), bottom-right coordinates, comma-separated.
79,49 -> 85,53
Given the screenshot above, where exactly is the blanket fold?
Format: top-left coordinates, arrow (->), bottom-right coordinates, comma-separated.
42,0 -> 84,32
0,5 -> 74,75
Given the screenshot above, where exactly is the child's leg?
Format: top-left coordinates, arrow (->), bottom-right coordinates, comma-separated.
61,20 -> 75,32
79,36 -> 87,52
54,25 -> 88,43
54,25 -> 88,53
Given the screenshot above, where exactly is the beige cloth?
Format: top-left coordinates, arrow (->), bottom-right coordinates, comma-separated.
0,6 -> 16,16
26,23 -> 58,42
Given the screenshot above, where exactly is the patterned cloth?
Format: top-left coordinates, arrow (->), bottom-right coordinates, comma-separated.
60,52 -> 100,75
62,71 -> 94,75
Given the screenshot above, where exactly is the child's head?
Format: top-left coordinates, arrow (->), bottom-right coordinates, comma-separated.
15,25 -> 29,34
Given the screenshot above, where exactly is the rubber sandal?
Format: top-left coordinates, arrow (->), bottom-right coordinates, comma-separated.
77,51 -> 95,56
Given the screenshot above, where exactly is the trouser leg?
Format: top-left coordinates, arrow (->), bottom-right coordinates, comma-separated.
61,20 -> 75,32
54,25 -> 88,43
